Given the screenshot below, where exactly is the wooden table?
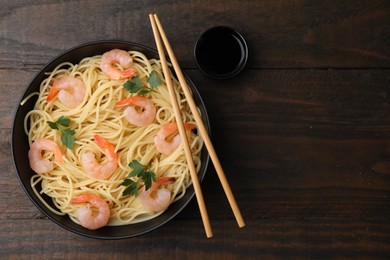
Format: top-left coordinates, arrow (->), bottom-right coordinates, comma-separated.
1,0 -> 389,258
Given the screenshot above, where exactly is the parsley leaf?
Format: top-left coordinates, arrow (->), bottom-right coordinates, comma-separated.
122,71 -> 161,96
143,170 -> 156,190
60,128 -> 76,149
122,179 -> 140,196
47,116 -> 76,149
47,121 -> 59,130
146,71 -> 161,87
121,159 -> 156,197
138,89 -> 152,96
128,160 -> 144,177
57,115 -> 70,127
123,77 -> 145,93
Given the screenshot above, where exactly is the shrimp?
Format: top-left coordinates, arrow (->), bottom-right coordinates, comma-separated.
46,76 -> 86,108
139,177 -> 176,212
100,49 -> 136,80
154,122 -> 195,156
28,139 -> 63,174
71,193 -> 110,230
115,96 -> 156,126
81,135 -> 118,180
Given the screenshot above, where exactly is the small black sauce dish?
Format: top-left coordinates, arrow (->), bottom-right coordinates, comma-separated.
194,26 -> 248,80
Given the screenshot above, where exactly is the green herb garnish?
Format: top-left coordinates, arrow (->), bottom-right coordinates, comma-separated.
123,71 -> 161,96
146,71 -> 161,87
47,115 -> 76,149
123,77 -> 144,93
121,159 -> 156,196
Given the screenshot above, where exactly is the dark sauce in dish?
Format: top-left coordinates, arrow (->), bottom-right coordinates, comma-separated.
195,26 -> 247,79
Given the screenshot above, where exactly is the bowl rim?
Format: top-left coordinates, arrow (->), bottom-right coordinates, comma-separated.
11,39 -> 210,239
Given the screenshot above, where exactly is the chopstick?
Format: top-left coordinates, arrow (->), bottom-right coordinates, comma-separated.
149,13 -> 245,235
151,14 -> 246,228
149,14 -> 213,238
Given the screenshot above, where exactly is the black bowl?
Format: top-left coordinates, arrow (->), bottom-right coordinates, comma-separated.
11,40 -> 210,239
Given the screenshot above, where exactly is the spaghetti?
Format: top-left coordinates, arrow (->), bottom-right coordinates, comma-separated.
23,50 -> 203,228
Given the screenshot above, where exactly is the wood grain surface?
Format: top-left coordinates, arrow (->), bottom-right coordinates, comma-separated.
1,0 -> 390,259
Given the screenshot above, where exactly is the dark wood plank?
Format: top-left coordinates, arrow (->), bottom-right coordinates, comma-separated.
0,69 -> 33,128
192,69 -> 390,222
0,218 -> 259,259
2,218 -> 390,259
0,0 -> 389,69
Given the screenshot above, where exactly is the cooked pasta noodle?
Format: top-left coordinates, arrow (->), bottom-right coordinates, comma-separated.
23,50 -> 204,227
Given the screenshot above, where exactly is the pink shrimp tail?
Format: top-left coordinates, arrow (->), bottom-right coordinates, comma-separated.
120,68 -> 136,79
157,177 -> 177,185
115,97 -> 135,107
46,86 -> 59,102
148,177 -> 177,193
71,193 -> 94,204
54,150 -> 64,165
93,135 -> 109,148
93,135 -> 117,161
115,96 -> 146,107
165,122 -> 195,134
183,123 -> 195,130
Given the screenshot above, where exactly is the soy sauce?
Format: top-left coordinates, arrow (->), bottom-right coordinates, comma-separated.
195,26 -> 248,79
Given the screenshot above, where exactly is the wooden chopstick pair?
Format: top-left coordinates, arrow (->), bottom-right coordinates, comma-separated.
149,14 -> 245,238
